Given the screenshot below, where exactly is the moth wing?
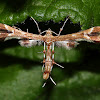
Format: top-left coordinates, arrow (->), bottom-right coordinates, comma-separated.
0,23 -> 43,41
55,40 -> 79,50
19,40 -> 43,47
54,26 -> 100,42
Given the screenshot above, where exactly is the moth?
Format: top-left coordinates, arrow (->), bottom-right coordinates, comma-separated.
0,17 -> 100,87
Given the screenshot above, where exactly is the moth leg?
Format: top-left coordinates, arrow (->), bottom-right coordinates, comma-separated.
42,42 -> 46,72
52,42 -> 55,62
12,26 -> 22,31
31,17 -> 41,34
52,42 -> 64,68
42,76 -> 56,87
42,64 -> 45,72
43,42 -> 46,66
54,62 -> 64,68
42,43 -> 47,87
42,82 -> 47,87
58,16 -> 69,35
50,76 -> 56,85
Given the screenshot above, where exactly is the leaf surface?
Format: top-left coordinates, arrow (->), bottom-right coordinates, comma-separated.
0,0 -> 99,29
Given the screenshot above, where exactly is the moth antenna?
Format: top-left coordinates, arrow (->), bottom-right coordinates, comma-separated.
51,31 -> 59,36
54,62 -> 64,68
42,82 -> 46,87
50,76 -> 56,85
39,30 -> 47,35
31,17 -> 41,34
58,16 -> 69,35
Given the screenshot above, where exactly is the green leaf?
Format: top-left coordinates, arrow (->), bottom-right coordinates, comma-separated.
0,0 -> 99,29
0,64 -> 43,100
50,72 -> 100,100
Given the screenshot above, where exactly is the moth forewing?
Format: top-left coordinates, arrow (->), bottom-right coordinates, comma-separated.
54,26 -> 100,42
0,23 -> 44,41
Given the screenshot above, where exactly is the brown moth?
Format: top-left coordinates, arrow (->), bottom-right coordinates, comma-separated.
0,17 -> 100,87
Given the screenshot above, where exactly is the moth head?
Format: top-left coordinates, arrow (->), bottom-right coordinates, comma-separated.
46,28 -> 52,36
43,72 -> 50,80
